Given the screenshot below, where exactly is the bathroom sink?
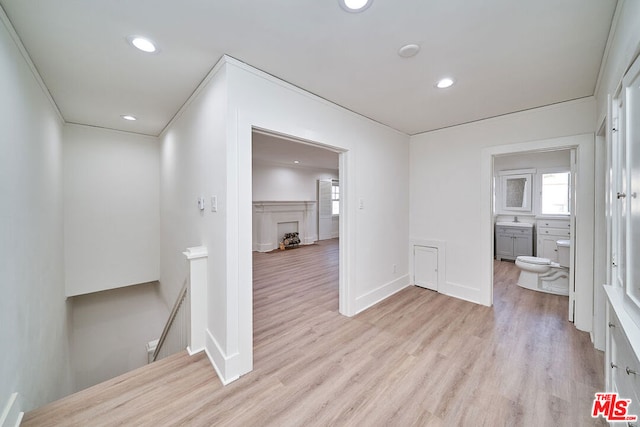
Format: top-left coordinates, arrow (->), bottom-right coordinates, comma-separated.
496,221 -> 533,228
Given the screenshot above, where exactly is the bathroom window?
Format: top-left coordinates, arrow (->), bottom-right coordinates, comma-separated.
541,172 -> 570,215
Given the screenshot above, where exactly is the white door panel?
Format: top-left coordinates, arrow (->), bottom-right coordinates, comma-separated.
318,179 -> 332,240
414,246 -> 438,291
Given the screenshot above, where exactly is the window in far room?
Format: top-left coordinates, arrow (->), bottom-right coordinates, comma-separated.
541,171 -> 570,215
332,180 -> 339,215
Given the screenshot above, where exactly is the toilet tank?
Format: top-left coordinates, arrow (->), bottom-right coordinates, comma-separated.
557,239 -> 570,267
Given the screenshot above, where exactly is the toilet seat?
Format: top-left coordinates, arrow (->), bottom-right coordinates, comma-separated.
517,256 -> 550,265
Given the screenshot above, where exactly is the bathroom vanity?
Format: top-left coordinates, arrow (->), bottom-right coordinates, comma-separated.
495,222 -> 533,261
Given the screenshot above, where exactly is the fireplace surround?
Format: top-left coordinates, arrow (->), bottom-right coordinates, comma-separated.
252,201 -> 317,252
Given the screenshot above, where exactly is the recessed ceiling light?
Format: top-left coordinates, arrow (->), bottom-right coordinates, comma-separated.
294,160 -> 300,164
339,0 -> 373,13
436,78 -> 455,89
398,44 -> 420,58
127,36 -> 158,53
121,115 -> 137,121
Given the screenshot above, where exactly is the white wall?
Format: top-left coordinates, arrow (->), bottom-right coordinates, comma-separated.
160,56 -> 410,384
0,11 -> 72,413
63,124 -> 160,296
252,161 -> 337,201
410,98 -> 596,312
71,282 -> 168,392
159,62 -> 228,379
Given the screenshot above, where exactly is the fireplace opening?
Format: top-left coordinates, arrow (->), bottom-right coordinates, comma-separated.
280,232 -> 301,250
277,221 -> 300,250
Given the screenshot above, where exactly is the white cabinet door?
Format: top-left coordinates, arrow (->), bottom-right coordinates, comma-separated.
625,56 -> 640,306
414,246 -> 438,291
495,234 -> 513,260
513,235 -> 532,257
538,236 -> 560,262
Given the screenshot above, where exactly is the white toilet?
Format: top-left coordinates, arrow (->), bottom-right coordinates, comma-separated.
514,239 -> 570,296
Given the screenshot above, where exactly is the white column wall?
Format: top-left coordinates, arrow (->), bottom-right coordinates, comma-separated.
227,58 -> 410,381
0,11 -> 72,412
161,56 -> 410,384
159,63 -> 229,378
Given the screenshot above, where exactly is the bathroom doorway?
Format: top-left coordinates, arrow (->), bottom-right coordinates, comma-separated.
482,134 -> 595,333
491,148 -> 576,321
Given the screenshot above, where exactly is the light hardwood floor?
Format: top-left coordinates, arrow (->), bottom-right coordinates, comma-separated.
24,239 -> 605,426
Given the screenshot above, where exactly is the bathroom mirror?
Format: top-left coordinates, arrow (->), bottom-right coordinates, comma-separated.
500,173 -> 532,212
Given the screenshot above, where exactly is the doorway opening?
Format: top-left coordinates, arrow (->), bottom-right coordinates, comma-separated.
491,148 -> 576,321
482,134 -> 595,333
251,128 -> 343,367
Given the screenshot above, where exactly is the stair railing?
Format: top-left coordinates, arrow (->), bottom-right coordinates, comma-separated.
152,278 -> 190,362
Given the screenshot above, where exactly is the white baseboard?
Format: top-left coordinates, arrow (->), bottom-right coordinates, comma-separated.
255,242 -> 275,252
254,242 -> 317,253
303,234 -> 318,245
355,274 -> 410,314
0,393 -> 23,427
187,345 -> 204,356
204,329 -> 240,386
442,281 -> 488,306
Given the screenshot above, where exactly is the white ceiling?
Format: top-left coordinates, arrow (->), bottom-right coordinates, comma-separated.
0,0 -> 617,136
253,131 -> 339,171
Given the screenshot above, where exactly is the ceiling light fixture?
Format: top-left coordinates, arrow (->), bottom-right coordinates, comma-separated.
339,0 -> 373,13
436,78 -> 455,89
294,160 -> 300,164
121,115 -> 137,121
127,36 -> 158,53
398,44 -> 420,58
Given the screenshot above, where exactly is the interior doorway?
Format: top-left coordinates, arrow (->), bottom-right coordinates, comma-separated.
491,148 -> 576,320
251,128 -> 343,361
481,133 -> 595,334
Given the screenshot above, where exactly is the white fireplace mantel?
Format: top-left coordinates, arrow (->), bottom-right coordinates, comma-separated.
253,201 -> 317,252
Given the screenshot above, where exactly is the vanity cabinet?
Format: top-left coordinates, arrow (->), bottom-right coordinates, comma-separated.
536,219 -> 570,262
495,224 -> 533,261
605,286 -> 640,424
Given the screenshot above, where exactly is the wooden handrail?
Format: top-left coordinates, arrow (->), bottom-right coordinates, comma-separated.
152,278 -> 188,362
